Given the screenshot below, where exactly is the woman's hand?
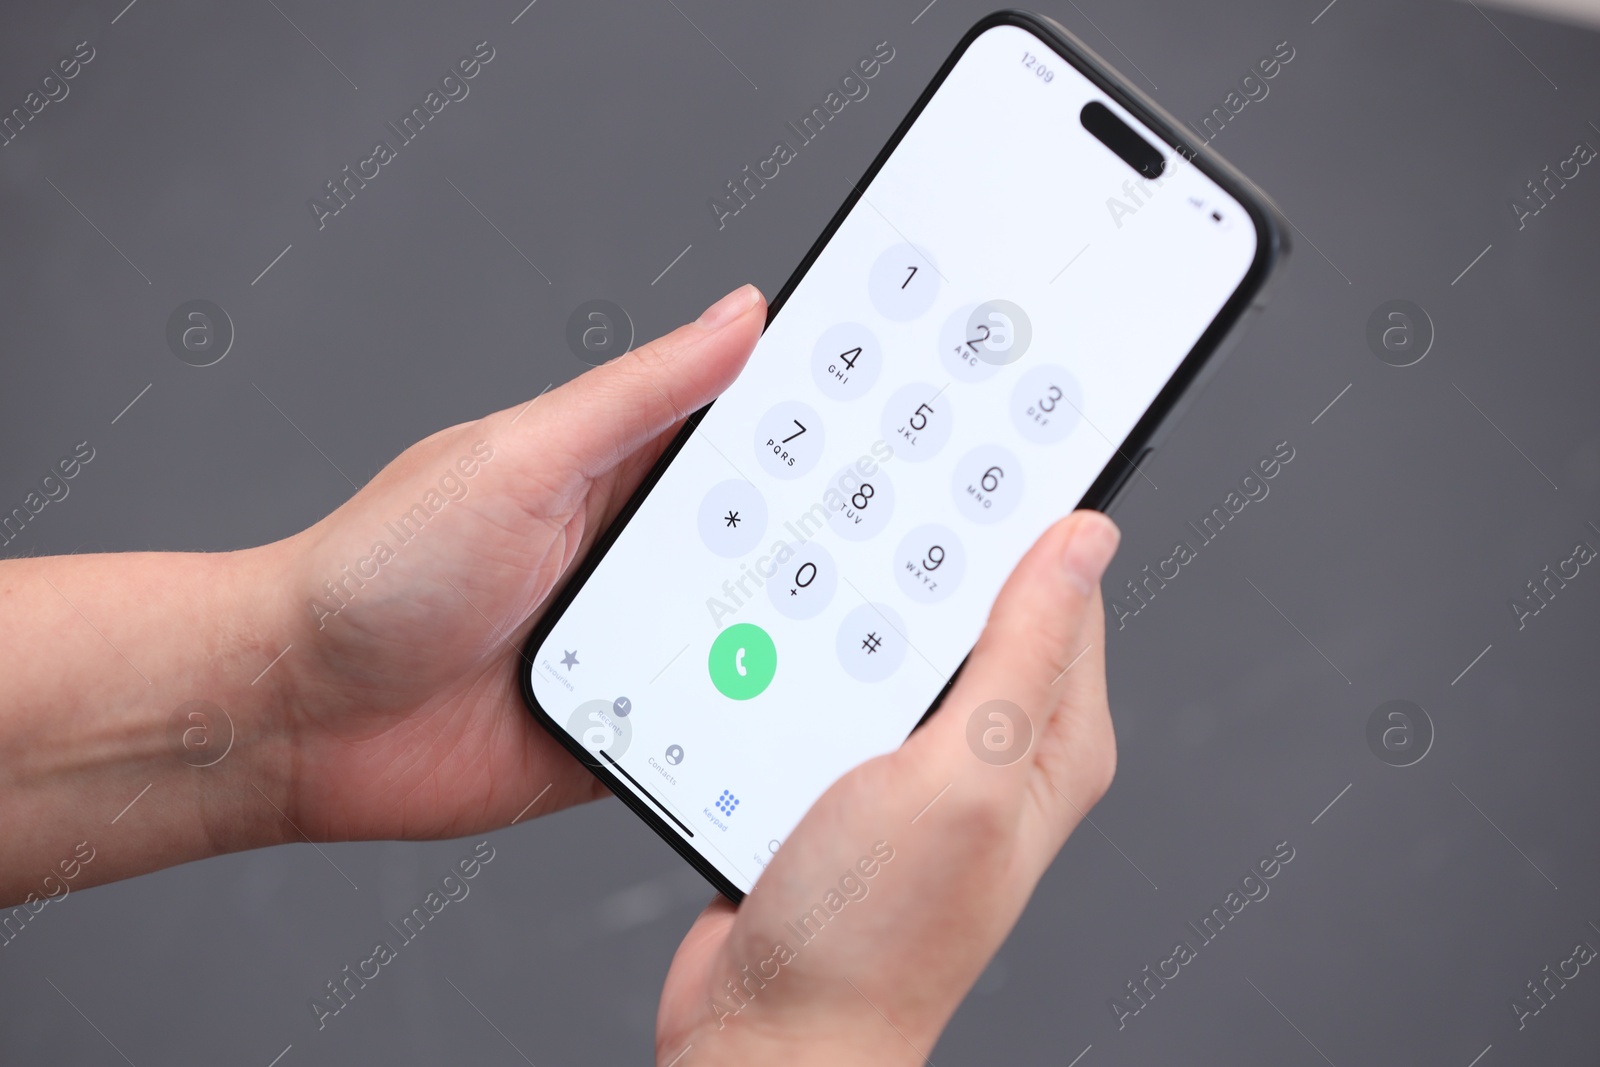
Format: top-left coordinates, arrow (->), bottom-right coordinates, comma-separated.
0,285 -> 766,899
655,510 -> 1120,1067
267,285 -> 767,842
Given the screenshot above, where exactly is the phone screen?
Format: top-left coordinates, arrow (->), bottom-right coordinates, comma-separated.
526,21 -> 1266,894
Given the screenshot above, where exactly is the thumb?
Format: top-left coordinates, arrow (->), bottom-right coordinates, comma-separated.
526,284 -> 765,477
911,510 -> 1120,773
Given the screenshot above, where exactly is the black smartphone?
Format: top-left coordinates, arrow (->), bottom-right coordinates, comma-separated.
520,10 -> 1285,900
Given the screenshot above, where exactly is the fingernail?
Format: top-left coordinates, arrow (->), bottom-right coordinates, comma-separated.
697,284 -> 762,331
1062,511 -> 1120,594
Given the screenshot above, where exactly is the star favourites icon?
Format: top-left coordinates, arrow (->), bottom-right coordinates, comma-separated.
561,650 -> 579,670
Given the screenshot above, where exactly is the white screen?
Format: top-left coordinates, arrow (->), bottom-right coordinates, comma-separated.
529,23 -> 1259,893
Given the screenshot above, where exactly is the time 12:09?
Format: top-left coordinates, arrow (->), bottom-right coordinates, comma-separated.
1020,51 -> 1055,83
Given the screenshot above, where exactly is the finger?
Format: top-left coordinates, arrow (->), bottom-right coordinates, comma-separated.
909,510 -> 1120,779
514,284 -> 765,477
1032,583 -> 1117,823
656,897 -> 738,1053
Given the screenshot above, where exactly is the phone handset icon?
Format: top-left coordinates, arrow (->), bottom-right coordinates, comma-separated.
708,623 -> 776,700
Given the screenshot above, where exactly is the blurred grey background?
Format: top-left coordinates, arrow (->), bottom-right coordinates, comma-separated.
3,0 -> 1600,1063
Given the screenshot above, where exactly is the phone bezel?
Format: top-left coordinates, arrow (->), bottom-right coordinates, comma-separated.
518,9 -> 1286,903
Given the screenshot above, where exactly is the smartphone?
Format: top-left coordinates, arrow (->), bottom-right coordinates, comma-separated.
520,10 -> 1284,899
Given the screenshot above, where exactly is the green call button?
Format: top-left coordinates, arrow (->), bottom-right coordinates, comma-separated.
708,623 -> 777,700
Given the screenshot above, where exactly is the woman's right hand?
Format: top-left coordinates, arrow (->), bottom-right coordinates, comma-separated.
655,509 -> 1121,1066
